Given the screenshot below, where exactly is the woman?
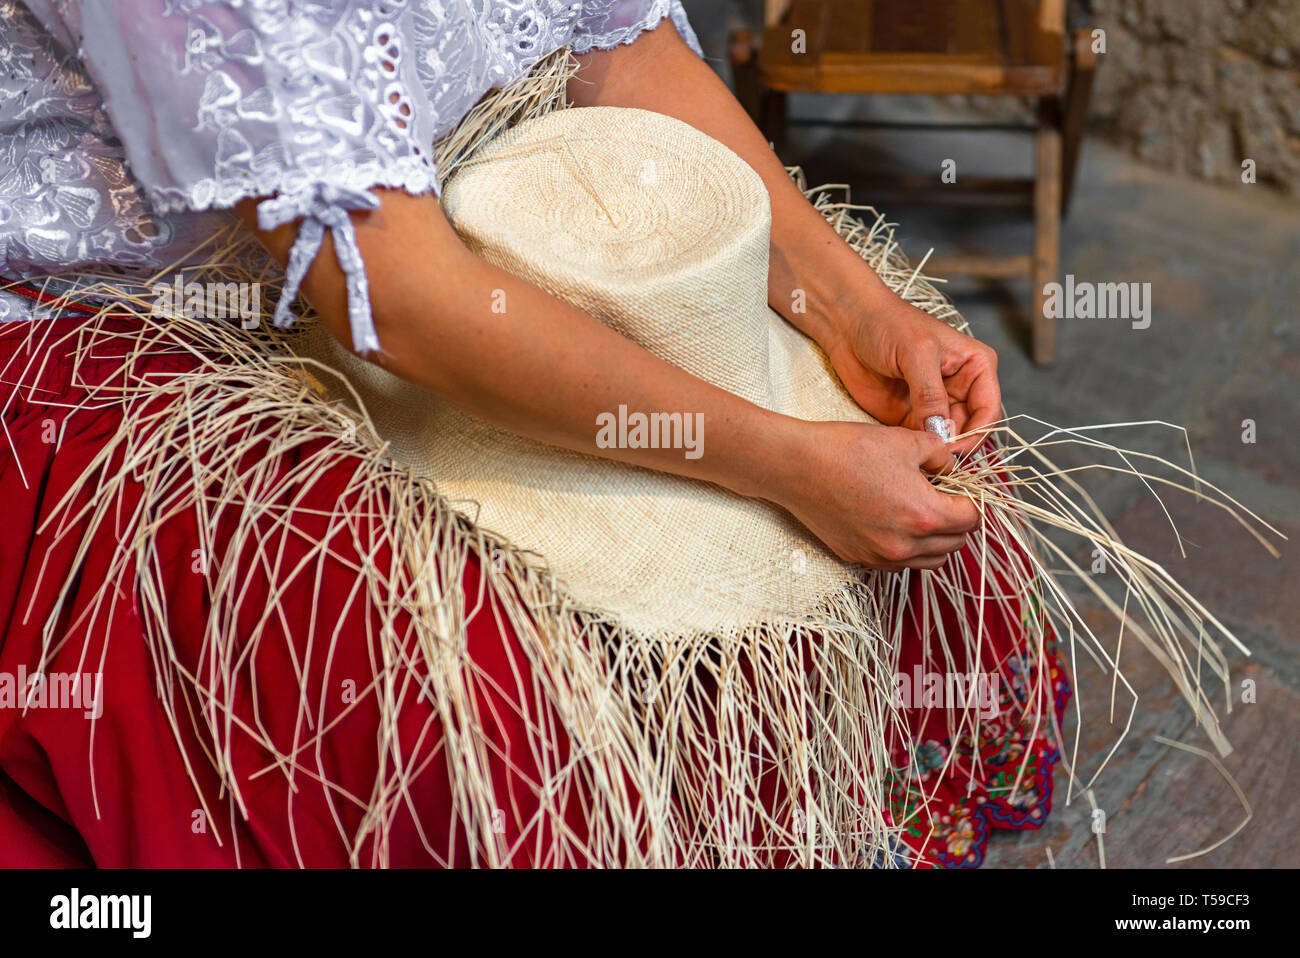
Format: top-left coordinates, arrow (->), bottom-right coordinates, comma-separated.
0,0 -> 1065,867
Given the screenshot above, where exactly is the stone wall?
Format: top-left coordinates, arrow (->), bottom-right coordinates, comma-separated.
1079,0 -> 1300,194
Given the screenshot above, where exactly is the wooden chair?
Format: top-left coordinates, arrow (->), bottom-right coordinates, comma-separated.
729,0 -> 1099,364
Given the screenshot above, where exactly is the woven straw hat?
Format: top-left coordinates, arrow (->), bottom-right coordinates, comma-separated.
299,106 -> 879,636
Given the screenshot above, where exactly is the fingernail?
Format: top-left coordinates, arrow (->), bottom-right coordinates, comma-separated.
925,415 -> 952,443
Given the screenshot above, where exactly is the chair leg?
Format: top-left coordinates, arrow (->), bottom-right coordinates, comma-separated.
760,89 -> 789,150
727,29 -> 788,149
1061,27 -> 1099,216
1032,97 -> 1063,365
728,30 -> 762,123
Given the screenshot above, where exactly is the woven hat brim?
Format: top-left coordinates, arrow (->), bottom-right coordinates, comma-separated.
296,303 -> 875,635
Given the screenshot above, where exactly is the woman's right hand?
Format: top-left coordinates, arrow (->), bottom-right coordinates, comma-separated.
769,420 -> 982,571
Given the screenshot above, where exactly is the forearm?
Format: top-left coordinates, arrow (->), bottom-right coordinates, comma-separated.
568,21 -> 894,354
238,190 -> 799,502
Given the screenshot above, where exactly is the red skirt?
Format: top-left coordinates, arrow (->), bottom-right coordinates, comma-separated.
0,310 -> 1069,867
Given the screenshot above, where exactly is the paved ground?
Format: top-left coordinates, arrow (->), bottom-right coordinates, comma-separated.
685,5 -> 1300,868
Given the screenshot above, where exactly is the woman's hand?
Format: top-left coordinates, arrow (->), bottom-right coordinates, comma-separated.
821,287 -> 1002,457
769,419 -> 982,571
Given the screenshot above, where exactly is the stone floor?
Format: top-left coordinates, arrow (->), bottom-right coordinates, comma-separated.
684,6 -> 1300,868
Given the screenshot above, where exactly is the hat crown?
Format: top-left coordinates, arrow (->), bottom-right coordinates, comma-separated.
442,107 -> 778,409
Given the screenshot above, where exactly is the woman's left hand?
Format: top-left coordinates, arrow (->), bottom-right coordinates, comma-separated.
822,288 -> 1003,457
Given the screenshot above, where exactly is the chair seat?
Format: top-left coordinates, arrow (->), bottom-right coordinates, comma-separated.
760,0 -> 1067,96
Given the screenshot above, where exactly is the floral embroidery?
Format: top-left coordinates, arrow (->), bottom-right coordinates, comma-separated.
880,593 -> 1073,868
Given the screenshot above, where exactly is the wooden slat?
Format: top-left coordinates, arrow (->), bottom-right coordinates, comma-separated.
866,0 -> 951,56
1000,0 -> 1062,63
824,0 -> 874,57
819,51 -> 995,67
759,0 -> 1066,95
951,0 -> 1002,58
729,29 -> 762,121
853,171 -> 1036,200
814,58 -> 1056,95
760,0 -> 830,81
926,254 -> 1034,278
1039,0 -> 1065,33
1060,26 -> 1100,214
1000,0 -> 1030,65
765,0 -> 793,28
1032,96 -> 1063,364
1028,0 -> 1067,88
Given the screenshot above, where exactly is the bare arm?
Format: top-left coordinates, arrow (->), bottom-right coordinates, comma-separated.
567,21 -> 1002,455
237,189 -> 794,502
566,22 -> 880,352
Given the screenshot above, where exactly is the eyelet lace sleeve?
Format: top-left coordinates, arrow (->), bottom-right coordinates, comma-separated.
11,0 -> 702,350
23,0 -> 440,355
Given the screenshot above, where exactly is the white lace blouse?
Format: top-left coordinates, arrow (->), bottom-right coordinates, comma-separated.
0,0 -> 701,351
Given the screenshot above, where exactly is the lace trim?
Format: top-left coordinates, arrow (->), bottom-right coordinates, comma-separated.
145,155 -> 437,357
256,183 -> 385,354
145,154 -> 440,216
569,1 -> 702,56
